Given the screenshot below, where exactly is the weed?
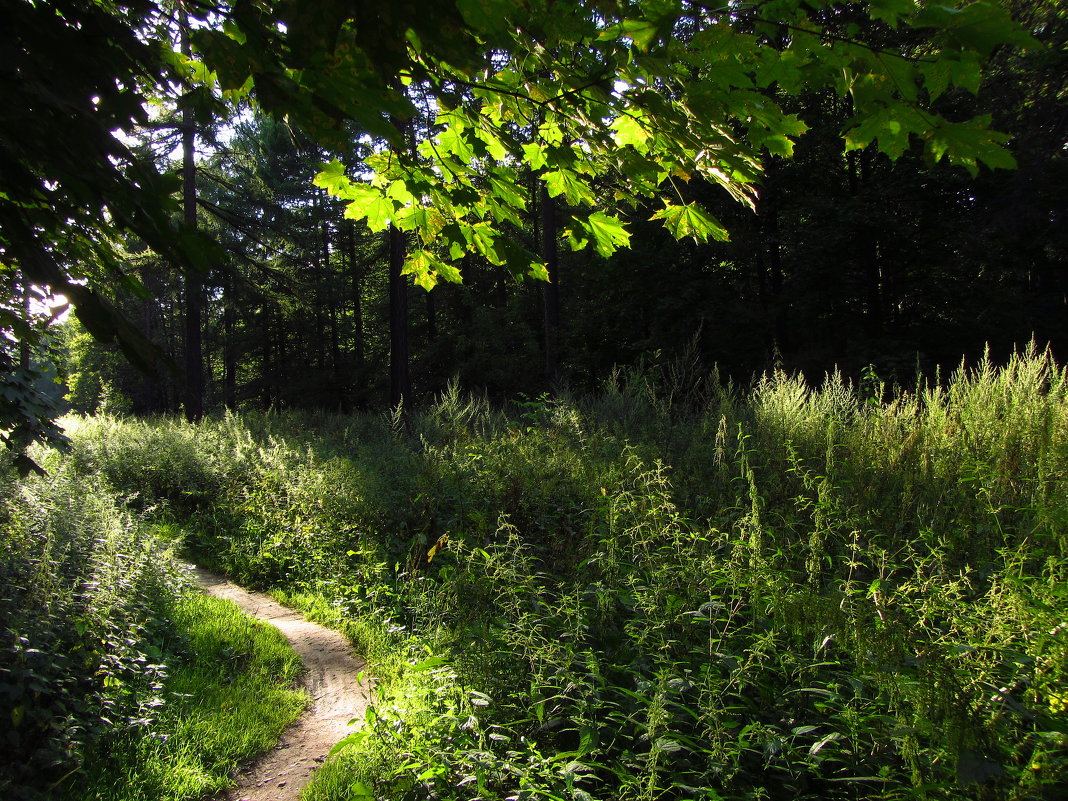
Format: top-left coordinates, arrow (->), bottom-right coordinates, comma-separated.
29,348 -> 1068,800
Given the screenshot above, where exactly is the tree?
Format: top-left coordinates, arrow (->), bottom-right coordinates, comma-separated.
283,0 -> 1033,285
0,0 -> 1037,462
180,6 -> 206,422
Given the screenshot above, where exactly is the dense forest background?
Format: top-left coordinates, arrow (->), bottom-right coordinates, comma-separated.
3,2 -> 1068,801
53,0 -> 1065,417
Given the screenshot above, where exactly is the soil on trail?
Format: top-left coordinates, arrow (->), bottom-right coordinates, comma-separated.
191,566 -> 373,801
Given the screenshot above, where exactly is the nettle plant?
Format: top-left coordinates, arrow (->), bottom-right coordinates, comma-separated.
0,466 -> 182,797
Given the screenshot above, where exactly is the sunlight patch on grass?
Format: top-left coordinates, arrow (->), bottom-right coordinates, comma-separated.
66,592 -> 306,801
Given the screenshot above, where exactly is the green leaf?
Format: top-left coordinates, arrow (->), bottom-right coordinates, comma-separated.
612,113 -> 651,151
342,184 -> 396,232
313,159 -> 350,196
522,142 -> 548,170
439,115 -> 476,162
870,0 -> 916,27
544,169 -> 595,206
386,179 -> 415,205
599,19 -> 660,51
469,221 -> 504,265
403,249 -> 461,290
564,220 -> 589,252
475,126 -> 511,161
487,175 -> 527,211
408,655 -> 449,673
650,202 -> 729,243
924,115 -> 1015,177
191,29 -> 255,90
493,237 -> 540,279
809,731 -> 845,756
538,120 -> 565,146
843,103 -> 927,160
581,212 -> 631,258
912,1 -> 1037,56
456,0 -> 518,37
946,51 -> 982,95
757,134 -> 795,157
920,59 -> 952,101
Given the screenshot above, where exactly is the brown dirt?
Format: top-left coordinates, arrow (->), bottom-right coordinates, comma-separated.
191,566 -> 373,801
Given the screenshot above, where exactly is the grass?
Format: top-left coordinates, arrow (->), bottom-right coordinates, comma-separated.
0,459 -> 307,801
66,591 -> 307,801
37,346 -> 1068,800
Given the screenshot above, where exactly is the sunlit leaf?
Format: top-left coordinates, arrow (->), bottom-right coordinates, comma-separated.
544,169 -> 595,206
650,202 -> 729,243
612,113 -> 651,151
581,212 -> 631,258
342,184 -> 395,232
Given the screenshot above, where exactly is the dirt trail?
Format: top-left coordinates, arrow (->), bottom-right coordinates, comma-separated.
191,566 -> 373,801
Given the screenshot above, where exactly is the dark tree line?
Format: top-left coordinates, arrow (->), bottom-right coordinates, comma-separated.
57,0 -> 1066,415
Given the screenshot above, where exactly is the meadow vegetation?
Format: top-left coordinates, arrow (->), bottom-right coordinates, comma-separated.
4,347 -> 1067,800
0,460 -> 305,800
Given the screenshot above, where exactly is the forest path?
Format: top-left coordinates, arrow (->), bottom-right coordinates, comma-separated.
191,566 -> 372,801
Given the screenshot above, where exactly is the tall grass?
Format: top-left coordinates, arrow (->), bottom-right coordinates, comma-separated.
0,462 -> 180,799
61,346 -> 1068,800
0,457 -> 306,801
69,591 -> 306,801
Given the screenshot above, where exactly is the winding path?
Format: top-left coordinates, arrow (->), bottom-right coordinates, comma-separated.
191,566 -> 373,801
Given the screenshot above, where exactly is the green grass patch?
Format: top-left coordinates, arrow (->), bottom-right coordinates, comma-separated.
64,590 -> 307,801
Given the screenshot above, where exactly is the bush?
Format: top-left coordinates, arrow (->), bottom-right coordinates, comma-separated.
0,465 -> 184,799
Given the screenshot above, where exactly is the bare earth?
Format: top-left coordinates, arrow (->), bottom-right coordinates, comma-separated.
191,566 -> 373,801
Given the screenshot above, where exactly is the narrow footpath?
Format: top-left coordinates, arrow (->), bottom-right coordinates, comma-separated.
191,566 -> 373,801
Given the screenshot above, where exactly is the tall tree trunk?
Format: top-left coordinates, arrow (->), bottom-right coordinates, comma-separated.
347,219 -> 365,370
540,184 -> 560,383
261,305 -> 273,408
19,278 -> 31,370
223,273 -> 236,409
426,290 -> 438,343
761,195 -> 788,353
389,222 -> 410,407
311,194 -> 326,372
849,152 -> 883,338
181,13 -> 203,422
388,96 -> 411,408
324,218 -> 340,378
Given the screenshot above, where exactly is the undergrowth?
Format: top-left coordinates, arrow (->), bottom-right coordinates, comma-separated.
54,347 -> 1068,800
0,459 -> 305,800
68,591 -> 306,801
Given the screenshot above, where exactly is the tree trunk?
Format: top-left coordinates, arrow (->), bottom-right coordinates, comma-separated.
389,222 -> 410,407
223,273 -> 236,409
849,152 -> 884,339
540,184 -> 560,382
137,263 -> 162,412
426,290 -> 438,343
311,194 -> 326,372
324,219 -> 340,381
261,305 -> 273,408
181,14 -> 203,422
761,193 -> 788,353
347,220 -> 365,370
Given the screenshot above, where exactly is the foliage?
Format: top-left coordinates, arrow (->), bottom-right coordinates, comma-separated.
0,464 -> 183,798
287,0 -> 1035,287
0,456 -> 305,800
61,346 -> 1068,800
59,317 -> 136,416
67,591 -> 306,801
0,0 -> 219,370
1,0 -> 1047,458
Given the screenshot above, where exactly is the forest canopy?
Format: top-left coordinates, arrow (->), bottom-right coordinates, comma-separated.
0,0 -> 1057,462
